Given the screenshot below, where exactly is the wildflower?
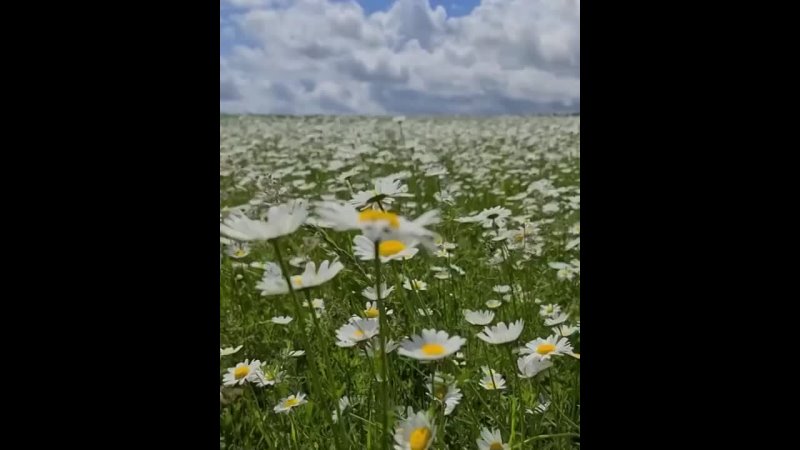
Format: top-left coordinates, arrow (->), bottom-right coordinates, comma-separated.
257,259 -> 344,295
476,428 -> 510,450
362,283 -> 395,300
274,393 -> 307,414
463,309 -> 494,326
353,235 -> 418,262
314,201 -> 439,248
398,330 -> 465,361
426,374 -> 462,415
393,408 -> 435,450
222,359 -> 264,386
220,200 -> 307,241
219,345 -> 243,359
335,318 -> 379,347
403,278 -> 428,291
478,367 -> 506,390
476,320 -> 525,345
519,334 -> 574,360
517,355 -> 553,378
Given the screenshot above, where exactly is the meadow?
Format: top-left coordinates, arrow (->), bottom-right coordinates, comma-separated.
219,115 -> 580,449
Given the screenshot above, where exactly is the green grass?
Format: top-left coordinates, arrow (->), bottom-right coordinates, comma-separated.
220,116 -> 580,449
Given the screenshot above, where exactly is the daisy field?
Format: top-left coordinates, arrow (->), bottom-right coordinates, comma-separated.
220,115 -> 580,449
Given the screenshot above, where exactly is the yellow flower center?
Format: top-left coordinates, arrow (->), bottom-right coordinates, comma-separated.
358,210 -> 400,229
490,442 -> 504,450
536,343 -> 556,355
364,307 -> 380,318
409,427 -> 432,450
421,343 -> 446,356
412,281 -> 423,289
378,240 -> 406,257
353,329 -> 365,339
434,384 -> 448,400
283,397 -> 300,408
291,276 -> 303,287
234,248 -> 247,257
234,365 -> 250,379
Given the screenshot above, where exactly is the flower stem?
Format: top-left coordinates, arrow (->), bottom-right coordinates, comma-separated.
506,345 -> 522,445
272,239 -> 338,449
374,239 -> 390,450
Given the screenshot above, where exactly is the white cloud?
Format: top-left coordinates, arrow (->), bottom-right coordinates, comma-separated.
220,0 -> 580,115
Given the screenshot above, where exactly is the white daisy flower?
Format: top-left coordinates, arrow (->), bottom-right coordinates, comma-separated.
476,320 -> 525,345
542,202 -> 560,214
457,206 -> 513,229
533,397 -> 551,414
314,201 -> 439,249
479,367 -> 506,391
463,309 -> 494,326
222,359 -> 264,386
434,248 -> 451,258
365,338 -> 400,357
548,261 -> 579,280
302,297 -> 326,310
476,427 -> 510,450
424,165 -> 448,177
332,395 -> 354,423
274,393 -> 307,414
335,318 -> 380,348
271,316 -> 293,325
257,259 -> 344,296
539,304 -> 562,317
219,345 -> 243,359
520,334 -> 574,360
398,329 -> 466,361
362,283 -> 395,300
426,374 -> 462,415
393,408 -> 435,450
492,285 -> 511,294
517,355 -> 554,378
225,242 -> 250,259
403,278 -> 428,291
220,200 -> 308,241
485,299 -> 503,309
361,301 -> 393,319
555,323 -> 580,337
353,235 -> 419,262
449,264 -> 465,275
256,366 -> 285,387
545,312 -> 570,326
417,307 -> 434,316
350,176 -> 412,210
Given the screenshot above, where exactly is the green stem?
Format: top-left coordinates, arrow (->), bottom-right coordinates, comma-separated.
303,289 -> 324,339
505,345 -> 522,445
519,432 -> 579,447
394,265 -> 414,333
374,240 -> 390,450
272,239 -> 338,449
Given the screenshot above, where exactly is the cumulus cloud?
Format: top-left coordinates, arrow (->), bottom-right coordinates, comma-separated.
220,0 -> 580,115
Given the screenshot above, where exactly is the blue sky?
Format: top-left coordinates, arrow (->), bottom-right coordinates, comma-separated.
354,0 -> 481,16
220,0 -> 580,115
